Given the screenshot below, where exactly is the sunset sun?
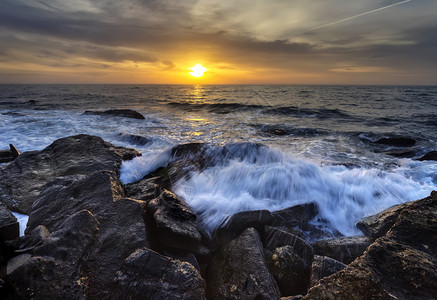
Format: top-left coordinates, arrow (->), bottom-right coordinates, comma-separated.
189,64 -> 207,77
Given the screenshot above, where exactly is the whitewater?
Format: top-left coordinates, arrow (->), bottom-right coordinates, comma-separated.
1,84 -> 436,238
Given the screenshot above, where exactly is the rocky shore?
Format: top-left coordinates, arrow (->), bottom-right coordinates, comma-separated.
0,134 -> 436,299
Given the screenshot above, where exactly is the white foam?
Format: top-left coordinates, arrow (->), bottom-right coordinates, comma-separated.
174,148 -> 436,236
11,212 -> 29,237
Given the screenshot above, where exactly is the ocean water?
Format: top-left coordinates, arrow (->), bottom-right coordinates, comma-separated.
1,84 -> 437,237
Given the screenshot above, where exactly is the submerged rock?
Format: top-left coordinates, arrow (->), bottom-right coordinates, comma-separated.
83,109 -> 145,119
374,136 -> 416,147
111,247 -> 206,299
304,191 -> 437,299
208,228 -> 280,299
418,150 -> 437,161
0,134 -> 140,214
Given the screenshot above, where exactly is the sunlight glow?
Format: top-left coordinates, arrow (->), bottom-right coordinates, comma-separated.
189,64 -> 208,77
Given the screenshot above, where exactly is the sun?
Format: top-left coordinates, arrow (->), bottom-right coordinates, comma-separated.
189,64 -> 208,77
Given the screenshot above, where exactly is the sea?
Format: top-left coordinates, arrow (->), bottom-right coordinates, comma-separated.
1,84 -> 436,238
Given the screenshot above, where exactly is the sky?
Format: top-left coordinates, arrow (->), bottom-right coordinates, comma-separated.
0,0 -> 436,85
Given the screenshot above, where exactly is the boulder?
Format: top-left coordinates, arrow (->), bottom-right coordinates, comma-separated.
83,109 -> 145,119
7,210 -> 99,299
25,171 -> 149,299
207,228 -> 280,300
117,132 -> 151,145
0,203 -> 18,241
0,144 -> 20,163
270,245 -> 312,296
312,236 -> 371,264
271,203 -> 318,231
146,190 -> 209,259
418,150 -> 437,161
303,191 -> 437,299
309,255 -> 346,287
111,247 -> 206,299
0,134 -> 140,213
374,136 -> 416,147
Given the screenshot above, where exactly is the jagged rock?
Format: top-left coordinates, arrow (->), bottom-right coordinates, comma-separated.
309,255 -> 346,287
418,150 -> 437,161
83,109 -> 145,119
312,236 -> 371,264
25,171 -> 149,299
374,136 -> 416,147
303,192 -> 437,299
7,210 -> 99,299
124,177 -> 161,201
0,144 -> 20,163
111,247 -> 206,299
271,203 -> 318,231
270,245 -> 312,296
0,134 -> 140,213
264,226 -> 314,264
215,209 -> 274,240
0,203 -> 18,241
208,228 -> 280,300
146,190 -> 204,255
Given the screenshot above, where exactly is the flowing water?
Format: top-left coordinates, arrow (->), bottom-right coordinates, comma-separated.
1,84 -> 436,237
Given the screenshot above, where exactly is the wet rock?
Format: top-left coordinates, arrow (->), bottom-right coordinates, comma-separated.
111,247 -> 206,299
147,190 -> 204,254
271,203 -> 318,231
124,177 -> 161,201
270,245 -> 312,296
0,144 -> 20,163
264,226 -> 314,265
384,149 -> 416,158
208,227 -> 280,300
418,150 -> 437,161
374,136 -> 416,147
7,210 -> 99,299
312,236 -> 371,264
309,255 -> 346,287
25,171 -> 149,299
0,134 -> 140,213
215,209 -> 274,240
117,132 -> 152,146
303,192 -> 437,300
0,203 -> 18,241
83,109 -> 145,119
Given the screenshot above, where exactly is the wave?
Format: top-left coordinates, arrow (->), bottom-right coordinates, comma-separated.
167,102 -> 265,114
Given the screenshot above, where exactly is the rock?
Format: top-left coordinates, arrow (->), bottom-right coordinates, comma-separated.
0,203 -> 19,241
0,144 -> 20,163
418,150 -> 437,161
83,109 -> 145,119
147,190 -> 202,251
264,226 -> 314,265
7,210 -> 99,299
270,245 -> 312,296
271,203 -> 318,231
215,209 -> 274,240
384,149 -> 416,158
124,177 -> 161,201
208,227 -> 280,300
117,132 -> 152,145
312,236 -> 371,264
111,247 -> 206,299
374,136 -> 416,147
356,202 -> 407,240
303,192 -> 437,299
25,171 -> 149,299
0,134 -> 140,213
309,255 -> 346,287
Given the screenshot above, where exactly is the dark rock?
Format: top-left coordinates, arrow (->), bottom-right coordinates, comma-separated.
264,226 -> 314,265
356,203 -> 406,240
0,134 -> 141,214
111,247 -> 206,299
0,144 -> 20,163
124,177 -> 161,201
0,203 -> 19,241
83,109 -> 145,119
25,171 -> 149,299
374,136 -> 416,147
19,225 -> 50,251
418,150 -> 437,161
270,245 -> 312,296
271,203 -> 318,231
309,255 -> 346,287
207,227 -> 280,300
146,190 -> 204,255
303,192 -> 437,300
266,128 -> 289,136
215,209 -> 274,240
117,132 -> 152,146
384,149 -> 416,158
312,236 -> 371,264
7,210 -> 99,299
